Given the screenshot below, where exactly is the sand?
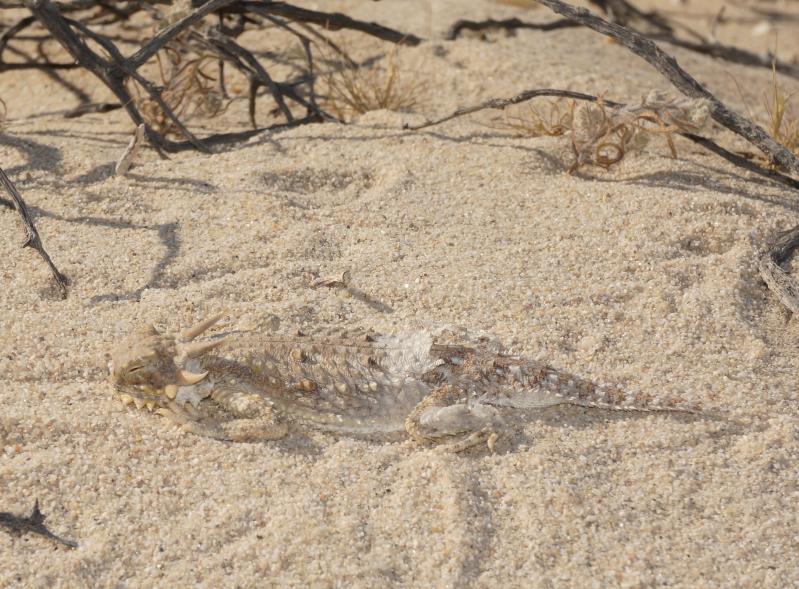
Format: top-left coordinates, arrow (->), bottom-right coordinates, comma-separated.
2,0 -> 799,587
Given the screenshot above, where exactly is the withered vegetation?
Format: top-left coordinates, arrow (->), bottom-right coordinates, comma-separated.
322,46 -> 425,121
1,0 -> 422,153
2,0 -> 799,299
496,92 -> 710,172
764,64 -> 799,161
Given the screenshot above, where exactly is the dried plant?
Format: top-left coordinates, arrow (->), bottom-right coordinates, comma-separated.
729,60 -> 799,170
322,47 -> 424,121
492,90 -> 709,172
500,100 -> 573,137
567,91 -> 710,172
136,49 -> 229,135
764,64 -> 799,160
128,30 -> 228,138
0,97 -> 6,131
124,3 -> 232,138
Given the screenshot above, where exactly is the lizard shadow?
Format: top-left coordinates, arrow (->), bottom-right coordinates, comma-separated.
493,405 -> 744,454
251,405 -> 740,459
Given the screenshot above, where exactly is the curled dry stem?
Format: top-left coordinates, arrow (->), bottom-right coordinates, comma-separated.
495,90 -> 709,172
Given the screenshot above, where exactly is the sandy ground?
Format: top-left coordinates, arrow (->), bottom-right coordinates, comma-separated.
2,0 -> 799,587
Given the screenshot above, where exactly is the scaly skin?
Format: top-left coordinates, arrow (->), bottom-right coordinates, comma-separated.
109,314 -> 706,451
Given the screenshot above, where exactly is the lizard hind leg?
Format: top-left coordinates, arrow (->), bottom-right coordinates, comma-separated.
405,384 -> 502,452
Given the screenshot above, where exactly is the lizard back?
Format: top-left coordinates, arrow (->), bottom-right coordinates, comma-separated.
201,332 -> 450,434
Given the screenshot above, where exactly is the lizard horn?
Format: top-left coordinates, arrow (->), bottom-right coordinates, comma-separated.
175,370 -> 209,386
181,338 -> 225,359
182,313 -> 225,341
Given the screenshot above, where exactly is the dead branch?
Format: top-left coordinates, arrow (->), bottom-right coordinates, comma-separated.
534,0 -> 799,178
647,34 -> 799,81
758,224 -> 799,315
680,131 -> 799,192
240,1 -> 422,46
0,164 -> 68,298
586,0 -> 673,34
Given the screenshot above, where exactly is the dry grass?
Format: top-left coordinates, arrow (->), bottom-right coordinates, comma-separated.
730,50 -> 799,170
322,47 -> 425,121
0,97 -> 6,131
764,64 -> 799,159
500,100 -> 573,138
126,6 -> 228,138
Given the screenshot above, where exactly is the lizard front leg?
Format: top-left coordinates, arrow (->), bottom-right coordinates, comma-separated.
204,385 -> 289,442
405,384 -> 502,452
158,384 -> 288,443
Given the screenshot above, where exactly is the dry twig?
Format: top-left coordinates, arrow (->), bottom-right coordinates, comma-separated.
0,165 -> 68,297
115,123 -> 146,176
446,16 -> 579,40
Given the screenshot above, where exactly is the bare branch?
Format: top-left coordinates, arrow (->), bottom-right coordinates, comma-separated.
126,0 -> 238,69
21,0 -> 413,152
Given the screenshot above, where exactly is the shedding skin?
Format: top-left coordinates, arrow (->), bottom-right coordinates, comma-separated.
109,315 -> 707,452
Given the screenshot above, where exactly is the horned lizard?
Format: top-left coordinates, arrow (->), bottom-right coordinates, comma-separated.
108,314 -> 705,451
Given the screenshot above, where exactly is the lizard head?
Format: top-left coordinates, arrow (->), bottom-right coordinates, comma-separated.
109,314 -> 225,411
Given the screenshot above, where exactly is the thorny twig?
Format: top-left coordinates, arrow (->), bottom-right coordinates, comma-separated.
405,89 -> 616,131
0,165 -> 68,297
0,499 -> 78,549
